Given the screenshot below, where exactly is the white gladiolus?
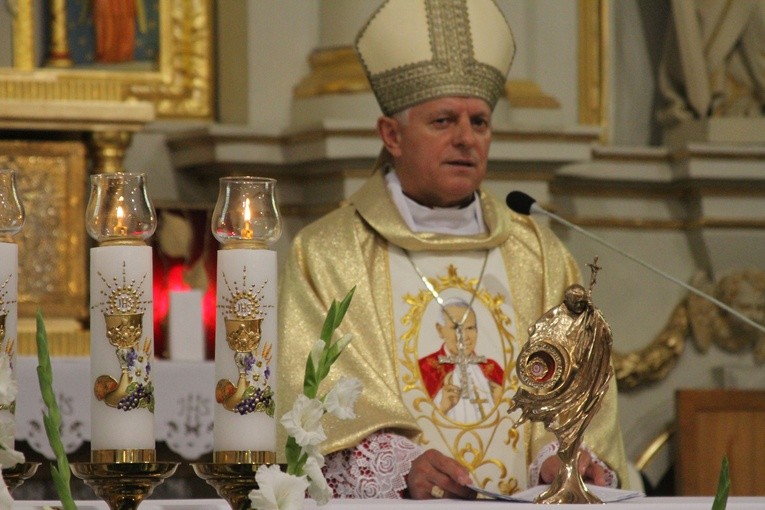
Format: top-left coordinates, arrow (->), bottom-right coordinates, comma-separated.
0,357 -> 17,407
324,377 -> 362,420
249,464 -> 309,510
330,333 -> 352,352
304,454 -> 331,505
280,394 -> 326,447
309,340 -> 325,372
0,479 -> 12,510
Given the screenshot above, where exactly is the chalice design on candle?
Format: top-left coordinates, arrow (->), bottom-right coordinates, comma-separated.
92,262 -> 154,413
215,268 -> 274,417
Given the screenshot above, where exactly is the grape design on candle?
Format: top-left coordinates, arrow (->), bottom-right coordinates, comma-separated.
215,266 -> 275,417
92,261 -> 154,412
0,273 -> 16,413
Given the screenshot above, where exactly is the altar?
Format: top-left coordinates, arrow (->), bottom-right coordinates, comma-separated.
15,357 -> 215,462
12,497 -> 765,509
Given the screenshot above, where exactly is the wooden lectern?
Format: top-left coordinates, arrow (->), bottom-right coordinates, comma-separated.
675,389 -> 765,496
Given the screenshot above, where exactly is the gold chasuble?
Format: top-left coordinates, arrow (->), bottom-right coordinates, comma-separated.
277,171 -> 630,493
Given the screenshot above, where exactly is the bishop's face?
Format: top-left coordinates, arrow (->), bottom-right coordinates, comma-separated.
378,96 -> 492,208
437,305 -> 478,355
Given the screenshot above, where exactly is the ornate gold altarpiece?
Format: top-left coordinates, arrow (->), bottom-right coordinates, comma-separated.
0,0 -> 214,355
1,0 -> 213,119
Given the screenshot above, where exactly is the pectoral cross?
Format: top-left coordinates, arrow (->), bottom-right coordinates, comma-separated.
438,326 -> 486,399
468,376 -> 490,419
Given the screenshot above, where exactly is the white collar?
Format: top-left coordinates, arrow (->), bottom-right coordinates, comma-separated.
384,170 -> 486,235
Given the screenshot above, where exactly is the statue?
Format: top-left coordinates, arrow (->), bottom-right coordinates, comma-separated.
688,268 -> 765,364
657,0 -> 765,126
510,259 -> 613,504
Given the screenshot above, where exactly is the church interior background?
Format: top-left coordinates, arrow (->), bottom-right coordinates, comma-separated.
1,0 -> 764,500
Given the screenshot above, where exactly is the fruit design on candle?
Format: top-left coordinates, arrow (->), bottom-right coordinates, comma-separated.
216,266 -> 274,417
0,273 -> 15,413
93,261 -> 154,412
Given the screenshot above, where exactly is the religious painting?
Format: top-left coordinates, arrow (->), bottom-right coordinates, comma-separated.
48,0 -> 161,69
0,0 -> 212,118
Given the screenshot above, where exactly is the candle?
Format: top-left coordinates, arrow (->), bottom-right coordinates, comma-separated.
168,289 -> 205,361
0,242 -> 19,423
0,168 -> 24,435
211,177 -> 281,462
86,172 -> 157,462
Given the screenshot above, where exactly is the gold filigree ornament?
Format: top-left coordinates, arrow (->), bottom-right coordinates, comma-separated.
400,264 -> 521,487
92,262 -> 154,413
215,267 -> 275,416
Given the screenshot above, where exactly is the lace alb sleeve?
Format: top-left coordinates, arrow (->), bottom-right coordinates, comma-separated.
322,430 -> 423,498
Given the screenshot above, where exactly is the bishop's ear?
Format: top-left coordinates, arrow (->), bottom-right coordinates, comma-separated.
376,116 -> 403,158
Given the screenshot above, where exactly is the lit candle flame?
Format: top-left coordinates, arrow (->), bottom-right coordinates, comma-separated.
115,200 -> 128,236
241,198 -> 253,239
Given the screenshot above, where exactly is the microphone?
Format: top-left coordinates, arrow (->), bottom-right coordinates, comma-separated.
506,190 -> 765,335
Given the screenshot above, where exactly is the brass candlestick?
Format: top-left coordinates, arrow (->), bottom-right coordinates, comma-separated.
2,462 -> 40,493
70,461 -> 178,510
192,451 -> 278,510
510,260 -> 613,504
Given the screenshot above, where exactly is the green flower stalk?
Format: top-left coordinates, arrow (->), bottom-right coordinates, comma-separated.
35,309 -> 78,510
285,287 -> 355,476
711,456 -> 730,510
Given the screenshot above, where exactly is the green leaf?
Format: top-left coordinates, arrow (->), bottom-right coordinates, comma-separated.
35,309 -> 78,510
711,456 -> 730,510
303,351 -> 319,399
284,436 -> 302,474
319,300 -> 339,343
318,287 -> 355,343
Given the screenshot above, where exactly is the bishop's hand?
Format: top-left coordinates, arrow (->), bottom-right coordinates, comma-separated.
405,449 -> 476,499
539,449 -> 609,487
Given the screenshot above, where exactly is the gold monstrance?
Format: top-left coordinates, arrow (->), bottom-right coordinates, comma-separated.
510,259 -> 613,504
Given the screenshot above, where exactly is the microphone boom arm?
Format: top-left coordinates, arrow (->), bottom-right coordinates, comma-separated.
516,198 -> 765,336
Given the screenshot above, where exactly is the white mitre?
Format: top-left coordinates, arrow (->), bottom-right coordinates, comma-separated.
355,0 -> 516,116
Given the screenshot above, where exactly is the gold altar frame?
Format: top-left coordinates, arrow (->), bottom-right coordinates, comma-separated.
0,0 -> 213,119
0,140 -> 87,320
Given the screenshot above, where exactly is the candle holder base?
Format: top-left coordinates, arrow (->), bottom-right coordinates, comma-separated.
2,462 -> 40,493
191,462 -> 282,510
70,462 -> 179,510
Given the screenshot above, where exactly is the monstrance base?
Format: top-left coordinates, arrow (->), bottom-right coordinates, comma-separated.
535,456 -> 602,505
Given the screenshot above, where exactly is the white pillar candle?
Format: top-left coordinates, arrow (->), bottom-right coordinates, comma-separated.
168,289 -> 205,361
213,248 -> 277,455
0,242 -> 18,429
90,245 -> 155,456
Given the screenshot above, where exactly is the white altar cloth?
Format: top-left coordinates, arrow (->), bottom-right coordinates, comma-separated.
15,357 -> 215,460
11,497 -> 765,509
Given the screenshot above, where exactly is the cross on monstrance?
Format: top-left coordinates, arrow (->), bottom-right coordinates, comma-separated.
438,328 -> 487,400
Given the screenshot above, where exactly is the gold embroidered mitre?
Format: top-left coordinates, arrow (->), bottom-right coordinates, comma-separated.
355,0 -> 516,115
